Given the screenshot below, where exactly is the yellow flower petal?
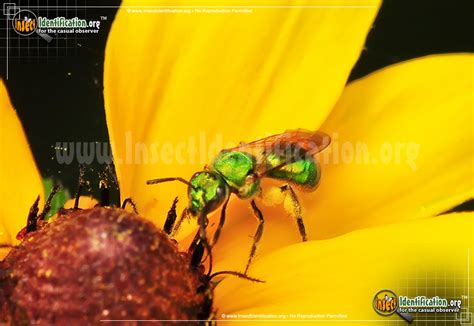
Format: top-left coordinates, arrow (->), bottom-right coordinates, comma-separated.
104,0 -> 380,235
314,54 -> 474,238
204,54 -> 474,270
215,212 -> 473,321
0,81 -> 44,247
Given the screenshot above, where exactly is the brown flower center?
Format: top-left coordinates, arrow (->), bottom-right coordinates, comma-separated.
0,207 -> 210,324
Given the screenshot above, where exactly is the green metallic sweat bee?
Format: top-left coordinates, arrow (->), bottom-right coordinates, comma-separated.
147,129 -> 331,273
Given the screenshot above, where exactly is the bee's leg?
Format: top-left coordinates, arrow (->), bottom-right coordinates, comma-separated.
198,211 -> 213,275
211,195 -> 230,247
188,230 -> 205,267
244,200 -> 265,274
121,197 -> 139,214
184,210 -> 214,272
187,212 -> 214,269
171,208 -> 189,236
198,210 -> 208,247
280,184 -> 307,242
162,197 -> 178,235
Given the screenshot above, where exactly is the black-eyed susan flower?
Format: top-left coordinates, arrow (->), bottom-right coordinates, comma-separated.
1,0 -> 473,323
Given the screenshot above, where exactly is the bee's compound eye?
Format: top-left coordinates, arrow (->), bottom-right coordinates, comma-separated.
211,181 -> 228,209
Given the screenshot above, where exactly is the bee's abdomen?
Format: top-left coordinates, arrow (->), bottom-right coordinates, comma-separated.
266,154 -> 320,190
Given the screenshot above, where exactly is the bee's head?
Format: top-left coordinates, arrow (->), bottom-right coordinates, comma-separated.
188,171 -> 229,216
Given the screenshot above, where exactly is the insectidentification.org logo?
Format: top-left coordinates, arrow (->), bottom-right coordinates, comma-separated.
373,289 -> 465,324
12,9 -> 37,35
38,17 -> 88,28
398,295 -> 462,313
373,290 -> 398,316
36,16 -> 101,35
9,7 -> 102,41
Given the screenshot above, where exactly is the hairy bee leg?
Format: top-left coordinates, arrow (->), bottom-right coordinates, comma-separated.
188,213 -> 211,268
198,210 -> 208,251
198,211 -> 214,276
188,230 -> 204,267
121,197 -> 139,214
209,271 -> 265,283
204,239 -> 213,276
281,184 -> 307,242
162,197 -> 178,235
171,208 -> 188,236
244,200 -> 265,274
211,195 -> 230,247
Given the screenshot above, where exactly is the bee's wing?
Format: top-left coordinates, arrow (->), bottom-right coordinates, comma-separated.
225,129 -> 331,177
230,129 -> 331,155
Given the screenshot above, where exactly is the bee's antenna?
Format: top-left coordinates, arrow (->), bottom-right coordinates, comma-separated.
209,271 -> 265,283
146,177 -> 197,190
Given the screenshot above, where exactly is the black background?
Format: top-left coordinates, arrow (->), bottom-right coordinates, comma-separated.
0,0 -> 473,207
